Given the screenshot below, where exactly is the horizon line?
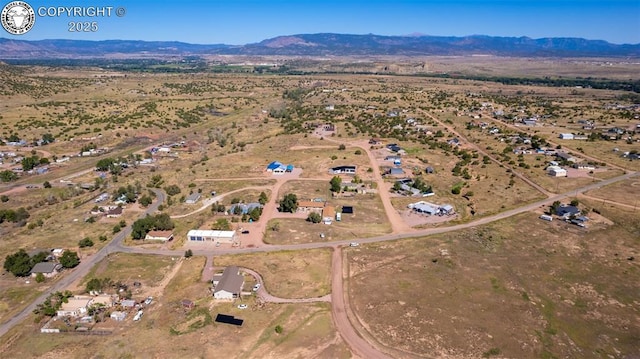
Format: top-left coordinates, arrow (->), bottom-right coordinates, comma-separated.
1,32 -> 639,46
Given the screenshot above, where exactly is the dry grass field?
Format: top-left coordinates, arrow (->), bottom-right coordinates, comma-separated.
1,59 -> 639,357
81,253 -> 177,289
584,178 -> 640,207
347,205 -> 640,359
214,249 -> 332,299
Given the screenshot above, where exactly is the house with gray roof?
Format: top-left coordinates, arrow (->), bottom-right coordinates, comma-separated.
213,266 -> 244,300
31,262 -> 62,278
185,193 -> 202,204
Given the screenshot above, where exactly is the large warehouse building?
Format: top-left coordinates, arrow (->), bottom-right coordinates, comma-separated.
187,230 -> 237,244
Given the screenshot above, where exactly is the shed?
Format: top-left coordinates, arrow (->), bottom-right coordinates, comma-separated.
341,206 -> 354,214
181,299 -> 195,309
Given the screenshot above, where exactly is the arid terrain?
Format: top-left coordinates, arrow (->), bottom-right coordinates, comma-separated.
0,57 -> 638,358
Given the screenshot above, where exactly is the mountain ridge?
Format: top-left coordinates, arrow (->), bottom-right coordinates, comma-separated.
1,33 -> 639,58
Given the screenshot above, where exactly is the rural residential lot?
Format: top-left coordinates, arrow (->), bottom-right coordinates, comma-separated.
0,55 -> 638,359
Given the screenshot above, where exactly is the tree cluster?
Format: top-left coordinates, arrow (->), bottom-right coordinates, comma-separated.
34,291 -> 73,317
113,184 -> 139,203
279,193 -> 298,213
3,249 -> 48,277
0,170 -> 17,182
0,207 -> 30,224
131,213 -> 174,240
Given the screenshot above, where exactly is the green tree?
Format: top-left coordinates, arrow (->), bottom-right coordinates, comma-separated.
258,191 -> 269,205
21,156 -> 39,171
0,195 -> 8,202
35,272 -> 45,283
138,195 -> 153,207
338,144 -> 346,150
248,207 -> 262,222
42,181 -> 52,188
279,193 -> 298,213
184,249 -> 193,258
59,251 -> 80,268
330,176 -> 342,193
0,170 -> 17,182
212,218 -> 231,230
3,249 -> 32,277
95,158 -> 115,171
570,199 -> 580,207
164,184 -> 181,196
393,181 -> 403,191
41,133 -> 55,144
275,325 -> 283,334
550,200 -> 561,214
78,237 -> 94,248
306,212 -> 322,223
85,278 -> 102,293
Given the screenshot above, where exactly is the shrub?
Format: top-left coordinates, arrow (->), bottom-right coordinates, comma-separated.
78,237 -> 94,248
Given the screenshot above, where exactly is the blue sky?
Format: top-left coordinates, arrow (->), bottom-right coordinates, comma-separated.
3,0 -> 639,44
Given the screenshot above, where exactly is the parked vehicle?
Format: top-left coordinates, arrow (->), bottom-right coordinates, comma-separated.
133,310 -> 144,321
349,242 -> 360,247
252,283 -> 261,292
237,304 -> 248,309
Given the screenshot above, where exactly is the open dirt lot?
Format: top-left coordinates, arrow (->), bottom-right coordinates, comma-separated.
347,206 -> 640,359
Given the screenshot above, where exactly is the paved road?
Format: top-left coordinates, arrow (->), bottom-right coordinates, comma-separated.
0,189 -> 165,339
1,165 -> 636,354
114,170 -> 638,259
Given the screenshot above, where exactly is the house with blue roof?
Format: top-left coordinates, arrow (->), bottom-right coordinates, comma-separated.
266,161 -> 293,174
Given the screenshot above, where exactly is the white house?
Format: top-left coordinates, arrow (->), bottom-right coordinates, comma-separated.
559,133 -> 574,140
57,296 -> 94,317
213,266 -> 244,300
329,165 -> 356,175
547,166 -> 567,177
110,311 -> 127,321
144,230 -> 174,241
187,229 -> 237,244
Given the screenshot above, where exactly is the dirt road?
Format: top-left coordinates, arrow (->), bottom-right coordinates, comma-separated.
331,246 -> 393,359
